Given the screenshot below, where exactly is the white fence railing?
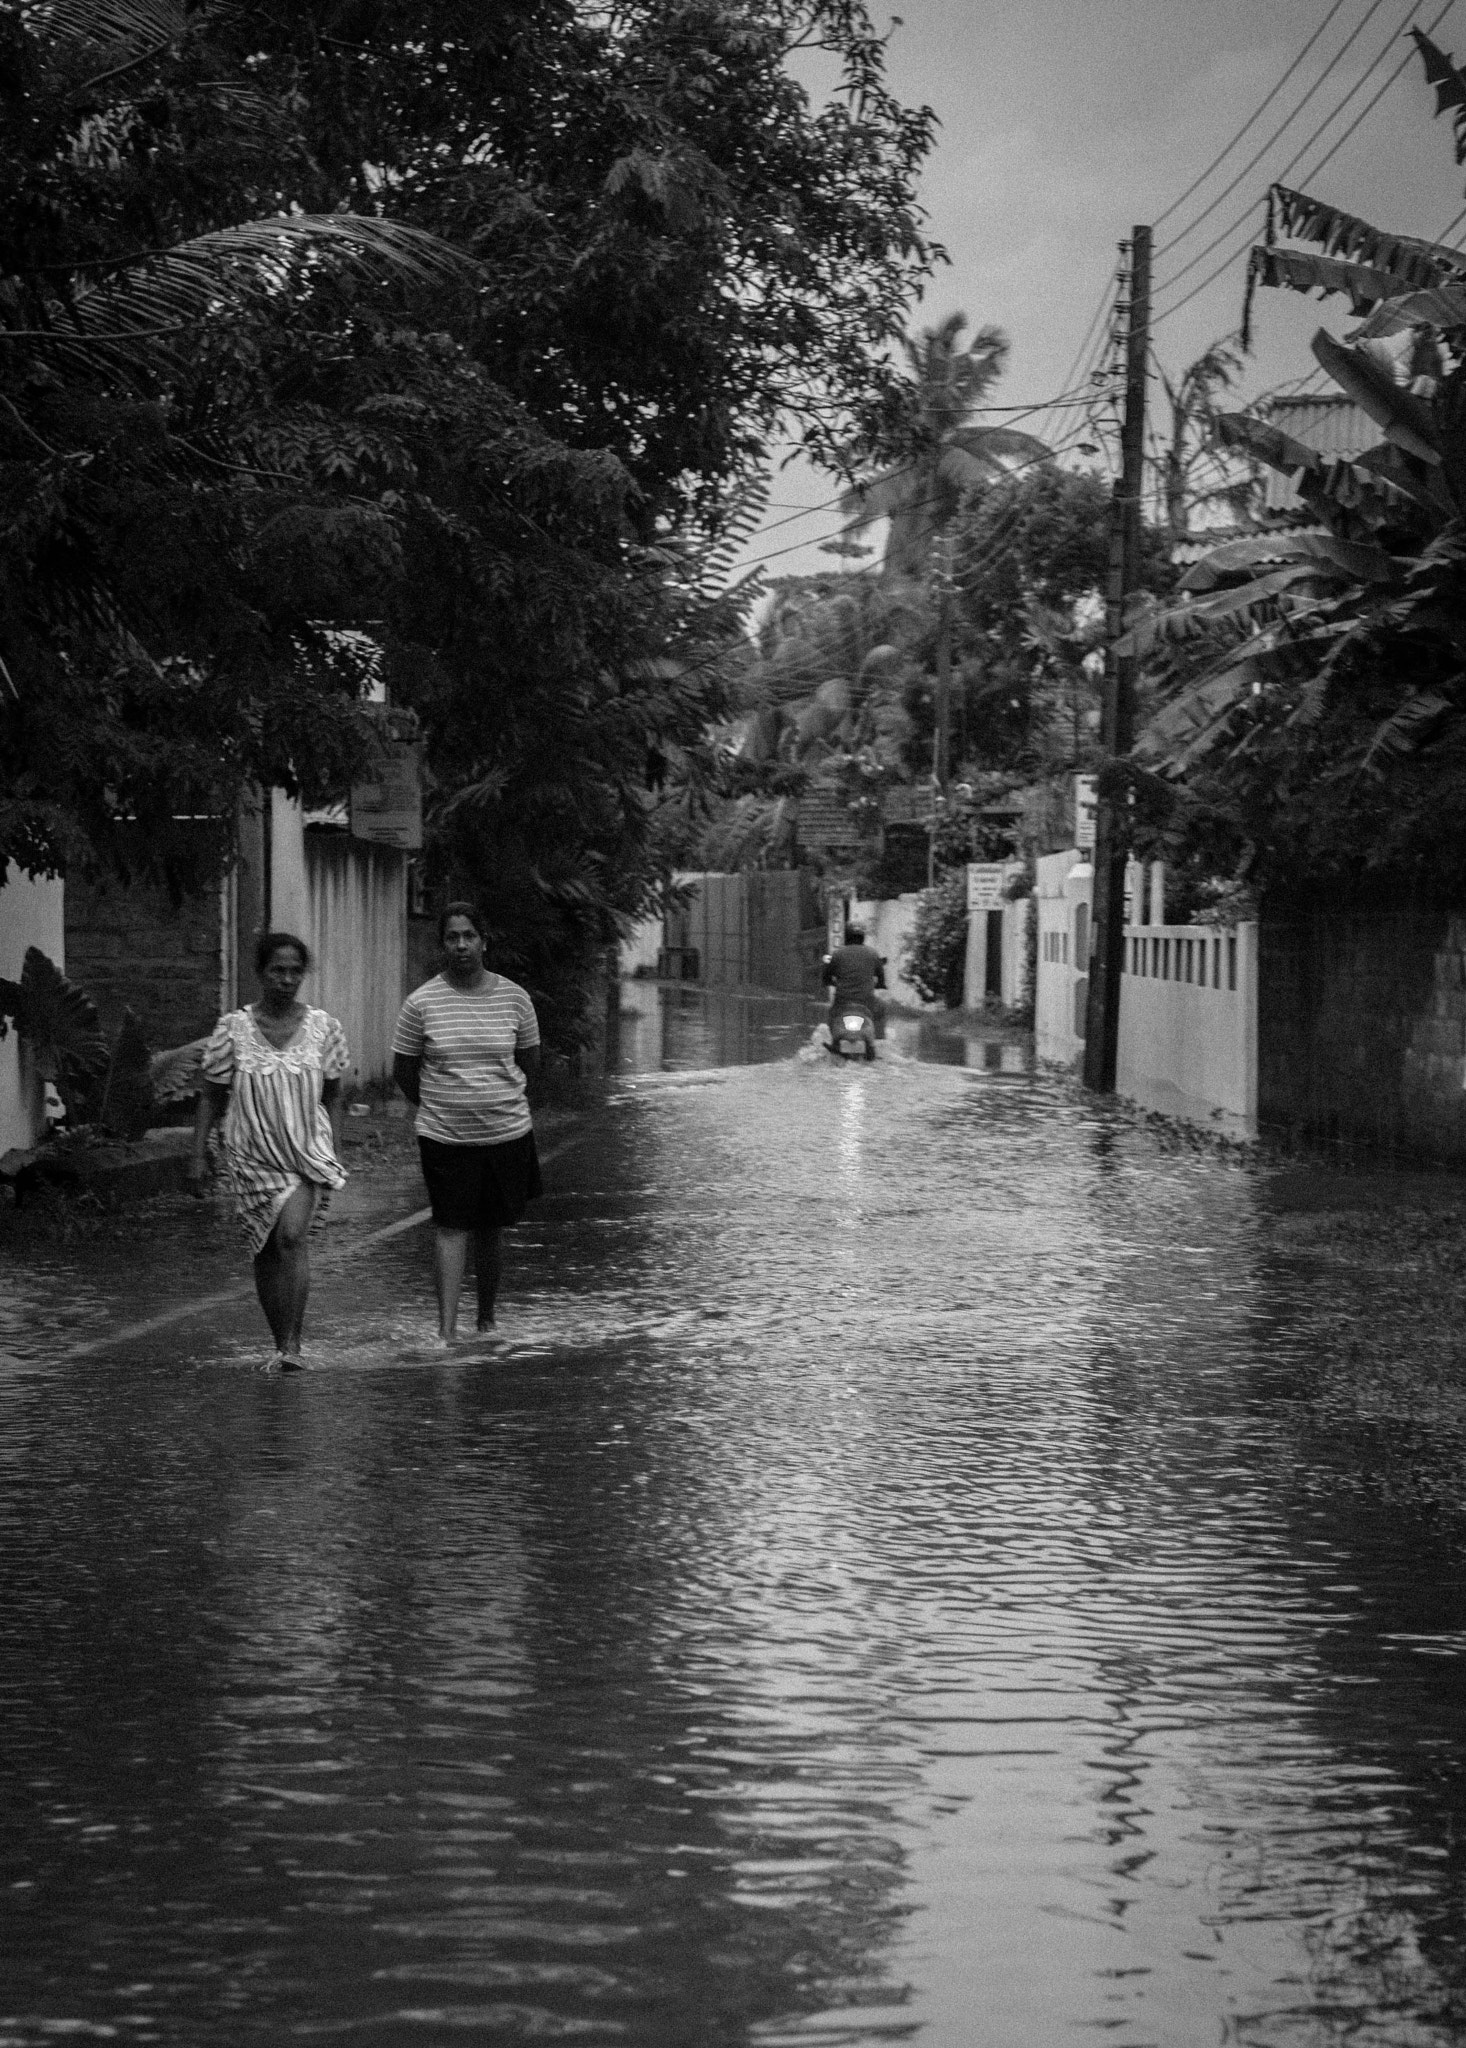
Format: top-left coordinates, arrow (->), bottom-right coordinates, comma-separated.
1034,850 -> 1258,1135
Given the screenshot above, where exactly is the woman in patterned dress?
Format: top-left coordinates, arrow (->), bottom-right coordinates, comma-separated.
189,932 -> 350,1370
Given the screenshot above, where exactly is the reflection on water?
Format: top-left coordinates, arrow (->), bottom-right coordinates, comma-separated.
610,979 -> 1033,1077
2,1006 -> 1465,2047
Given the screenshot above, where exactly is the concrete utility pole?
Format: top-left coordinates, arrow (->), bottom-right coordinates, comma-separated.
1083,225 -> 1151,1093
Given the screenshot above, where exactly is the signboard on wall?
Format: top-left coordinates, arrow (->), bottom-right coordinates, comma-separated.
966,863 -> 1007,912
1074,773 -> 1097,854
967,862 -> 1024,913
350,742 -> 422,851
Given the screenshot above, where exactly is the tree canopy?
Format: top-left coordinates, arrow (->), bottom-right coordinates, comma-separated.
1,0 -> 941,1036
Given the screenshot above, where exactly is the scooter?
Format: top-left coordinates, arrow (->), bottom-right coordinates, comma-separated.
828,1003 -> 877,1062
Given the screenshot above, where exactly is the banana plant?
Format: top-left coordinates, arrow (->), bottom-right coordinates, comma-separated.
1130,26 -> 1466,789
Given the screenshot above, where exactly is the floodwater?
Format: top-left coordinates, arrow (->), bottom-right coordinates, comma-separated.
2,986 -> 1465,2046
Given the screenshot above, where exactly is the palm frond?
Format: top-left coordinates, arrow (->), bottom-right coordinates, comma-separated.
23,0 -> 187,49
1360,689 -> 1455,772
22,215 -> 481,375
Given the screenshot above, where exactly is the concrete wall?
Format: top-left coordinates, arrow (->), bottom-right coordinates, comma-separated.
1118,921 -> 1258,1137
963,899 -> 1029,1012
303,834 -> 408,1089
1035,851 -> 1092,1064
663,872 -> 825,993
1035,849 -> 1257,1134
0,866 -> 65,1155
65,839 -> 225,1052
850,894 -> 931,1010
1259,901 -> 1466,1161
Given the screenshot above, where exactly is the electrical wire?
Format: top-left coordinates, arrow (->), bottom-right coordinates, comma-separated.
1151,0 -> 1453,323
739,376 -> 1122,550
733,427 -> 1099,577
1293,0 -> 1455,182
1154,0 -> 1395,257
1154,0 -> 1355,231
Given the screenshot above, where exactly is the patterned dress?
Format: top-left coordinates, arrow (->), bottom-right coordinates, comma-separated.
200,1007 -> 350,1254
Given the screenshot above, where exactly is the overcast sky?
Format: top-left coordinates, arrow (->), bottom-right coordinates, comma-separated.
743,0 -> 1466,576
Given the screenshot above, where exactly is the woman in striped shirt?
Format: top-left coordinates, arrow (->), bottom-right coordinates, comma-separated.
189,932 -> 349,1369
391,902 -> 541,1344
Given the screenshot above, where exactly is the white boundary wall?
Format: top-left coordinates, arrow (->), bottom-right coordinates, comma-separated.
1033,848 -> 1258,1135
850,894 -> 931,1010
1118,921 -> 1258,1136
1,865 -> 65,1155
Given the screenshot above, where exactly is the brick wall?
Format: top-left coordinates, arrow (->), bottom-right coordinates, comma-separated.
1260,901 -> 1466,1161
65,866 -> 222,1053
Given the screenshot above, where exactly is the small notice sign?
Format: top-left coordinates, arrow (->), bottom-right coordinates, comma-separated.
1074,773 -> 1097,854
350,741 -> 423,851
967,863 -> 1007,912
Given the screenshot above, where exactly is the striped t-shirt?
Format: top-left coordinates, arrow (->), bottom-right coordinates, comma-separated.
391,972 -> 540,1146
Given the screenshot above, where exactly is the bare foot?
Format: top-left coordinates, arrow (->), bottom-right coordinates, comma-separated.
430,1332 -> 458,1352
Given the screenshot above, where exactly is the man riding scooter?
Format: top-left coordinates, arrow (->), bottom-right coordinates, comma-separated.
821,924 -> 886,1061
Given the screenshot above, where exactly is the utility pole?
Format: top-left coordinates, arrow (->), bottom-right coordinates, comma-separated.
928,534 -> 954,888
1083,224 -> 1150,1093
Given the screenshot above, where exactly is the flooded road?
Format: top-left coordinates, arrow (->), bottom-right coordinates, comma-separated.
3,989 -> 1465,2045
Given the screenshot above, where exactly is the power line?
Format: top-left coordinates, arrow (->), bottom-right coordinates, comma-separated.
1154,0 -> 1355,230
1296,0 -> 1455,182
1155,0 -> 1394,258
1152,0 -> 1452,328
734,428 -> 1097,577
1154,4 -> 1407,297
741,377 -> 1119,549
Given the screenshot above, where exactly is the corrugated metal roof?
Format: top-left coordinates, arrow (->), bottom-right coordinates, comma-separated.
1262,396 -> 1379,512
1266,394 -> 1376,457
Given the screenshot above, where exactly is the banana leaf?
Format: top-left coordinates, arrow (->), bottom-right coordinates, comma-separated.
1311,329 -> 1440,465
1272,184 -> 1466,287
1348,284 -> 1466,339
1178,530 -> 1399,593
1114,566 -> 1324,659
1247,246 -> 1405,315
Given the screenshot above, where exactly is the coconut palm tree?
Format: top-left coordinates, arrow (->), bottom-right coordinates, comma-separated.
839,314 -> 1051,577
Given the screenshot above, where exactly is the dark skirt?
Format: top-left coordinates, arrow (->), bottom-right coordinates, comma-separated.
418,1131 -> 543,1232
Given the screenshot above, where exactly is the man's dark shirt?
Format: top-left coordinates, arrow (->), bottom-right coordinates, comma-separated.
823,943 -> 886,1011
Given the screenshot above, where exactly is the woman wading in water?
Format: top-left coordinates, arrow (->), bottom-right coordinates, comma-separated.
391,903 -> 541,1345
190,933 -> 349,1369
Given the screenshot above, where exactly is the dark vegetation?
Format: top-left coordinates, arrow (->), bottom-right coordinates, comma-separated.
0,0 -> 939,1046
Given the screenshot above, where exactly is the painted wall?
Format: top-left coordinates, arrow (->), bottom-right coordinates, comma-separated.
303,834 -> 408,1089
0,866 -> 65,1155
1034,850 -> 1092,1065
1035,849 -> 1257,1134
1118,922 -> 1258,1138
849,894 -> 930,1010
963,899 -> 1030,1011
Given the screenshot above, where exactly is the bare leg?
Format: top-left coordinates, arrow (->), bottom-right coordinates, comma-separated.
474,1228 -> 502,1330
434,1228 -> 469,1341
253,1184 -> 320,1360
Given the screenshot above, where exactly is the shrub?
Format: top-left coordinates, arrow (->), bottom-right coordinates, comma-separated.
905,871 -> 969,1007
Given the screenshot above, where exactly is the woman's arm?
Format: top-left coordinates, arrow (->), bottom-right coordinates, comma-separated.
393,1053 -> 422,1106
189,1083 -> 230,1196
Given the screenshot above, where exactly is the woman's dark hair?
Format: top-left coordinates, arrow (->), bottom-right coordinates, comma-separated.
438,900 -> 488,944
254,931 -> 310,974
